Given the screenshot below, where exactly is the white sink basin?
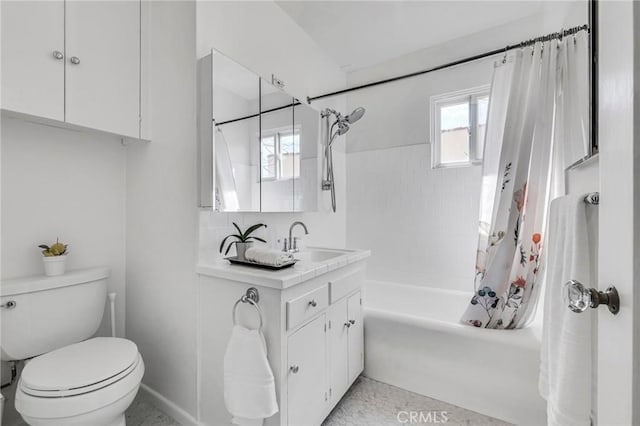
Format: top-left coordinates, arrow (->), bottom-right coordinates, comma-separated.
295,248 -> 354,263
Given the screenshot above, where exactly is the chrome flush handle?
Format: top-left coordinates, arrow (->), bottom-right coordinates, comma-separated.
0,300 -> 16,309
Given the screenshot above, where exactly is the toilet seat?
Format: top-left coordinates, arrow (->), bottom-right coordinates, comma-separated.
20,337 -> 139,398
15,337 -> 145,423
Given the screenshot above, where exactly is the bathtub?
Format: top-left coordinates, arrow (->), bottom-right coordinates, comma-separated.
363,280 -> 547,426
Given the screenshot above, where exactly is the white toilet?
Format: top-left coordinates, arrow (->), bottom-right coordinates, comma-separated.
0,267 -> 144,426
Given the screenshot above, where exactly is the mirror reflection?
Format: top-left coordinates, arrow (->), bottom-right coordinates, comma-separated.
213,52 -> 260,212
198,49 -> 320,212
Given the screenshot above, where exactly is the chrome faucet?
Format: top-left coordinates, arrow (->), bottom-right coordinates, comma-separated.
284,221 -> 309,253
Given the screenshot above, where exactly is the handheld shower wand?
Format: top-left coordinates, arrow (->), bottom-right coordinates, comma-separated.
321,107 -> 366,212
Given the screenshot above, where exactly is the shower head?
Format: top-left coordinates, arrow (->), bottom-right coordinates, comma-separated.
337,121 -> 350,135
328,121 -> 350,147
344,107 -> 365,124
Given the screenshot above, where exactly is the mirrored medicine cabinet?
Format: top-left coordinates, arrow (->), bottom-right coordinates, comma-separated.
198,49 -> 320,212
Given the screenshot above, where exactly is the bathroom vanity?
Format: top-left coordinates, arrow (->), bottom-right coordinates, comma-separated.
197,247 -> 370,426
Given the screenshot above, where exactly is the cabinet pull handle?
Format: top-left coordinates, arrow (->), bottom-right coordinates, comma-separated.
290,365 -> 299,374
70,56 -> 81,65
52,50 -> 64,60
308,300 -> 317,307
349,319 -> 356,325
344,322 -> 351,328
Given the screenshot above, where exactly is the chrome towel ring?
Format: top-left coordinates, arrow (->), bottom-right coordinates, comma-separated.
232,287 -> 264,331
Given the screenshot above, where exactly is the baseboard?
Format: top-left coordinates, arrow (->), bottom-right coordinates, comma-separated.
139,383 -> 199,426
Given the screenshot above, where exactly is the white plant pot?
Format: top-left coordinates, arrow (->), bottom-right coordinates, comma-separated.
235,241 -> 253,261
43,255 -> 67,277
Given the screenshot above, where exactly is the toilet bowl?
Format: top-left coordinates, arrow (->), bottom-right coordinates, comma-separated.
15,337 -> 144,426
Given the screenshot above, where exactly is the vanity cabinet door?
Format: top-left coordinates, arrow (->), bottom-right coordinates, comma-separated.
287,314 -> 327,426
1,1 -> 65,121
65,0 -> 140,138
347,292 -> 364,382
328,298 -> 349,403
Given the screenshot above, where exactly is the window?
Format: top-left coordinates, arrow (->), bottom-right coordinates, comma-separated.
260,129 -> 300,181
431,86 -> 490,168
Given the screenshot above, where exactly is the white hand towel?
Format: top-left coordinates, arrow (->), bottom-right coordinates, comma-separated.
224,325 -> 279,425
539,194 -> 595,426
245,246 -> 293,266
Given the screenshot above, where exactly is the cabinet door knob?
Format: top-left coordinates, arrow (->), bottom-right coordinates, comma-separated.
70,56 -> 81,65
349,319 -> 356,325
52,50 -> 64,60
344,322 -> 351,328
290,365 -> 299,374
308,300 -> 317,307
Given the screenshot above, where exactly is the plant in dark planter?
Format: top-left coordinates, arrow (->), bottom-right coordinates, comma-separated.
219,223 -> 267,260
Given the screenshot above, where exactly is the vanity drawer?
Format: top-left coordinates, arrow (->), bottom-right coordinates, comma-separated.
287,285 -> 329,330
329,270 -> 361,303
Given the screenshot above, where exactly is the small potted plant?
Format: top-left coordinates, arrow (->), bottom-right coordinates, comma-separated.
38,238 -> 68,277
219,223 -> 267,260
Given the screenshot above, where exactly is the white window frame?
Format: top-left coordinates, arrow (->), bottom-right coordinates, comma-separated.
430,85 -> 490,169
260,126 -> 300,182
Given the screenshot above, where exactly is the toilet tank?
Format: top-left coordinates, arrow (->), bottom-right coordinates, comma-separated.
0,267 -> 109,361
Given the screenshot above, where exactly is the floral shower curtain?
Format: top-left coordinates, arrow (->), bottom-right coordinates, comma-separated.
461,32 -> 589,329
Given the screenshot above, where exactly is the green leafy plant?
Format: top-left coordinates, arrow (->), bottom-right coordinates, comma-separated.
38,238 -> 68,257
219,223 -> 267,255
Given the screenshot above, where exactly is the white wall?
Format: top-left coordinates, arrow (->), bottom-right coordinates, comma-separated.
197,1 -> 345,104
1,118 -> 127,336
125,0 -> 199,421
346,4 -> 588,292
196,0 -> 349,267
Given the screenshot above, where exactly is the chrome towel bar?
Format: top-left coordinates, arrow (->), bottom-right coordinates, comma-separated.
232,287 -> 264,331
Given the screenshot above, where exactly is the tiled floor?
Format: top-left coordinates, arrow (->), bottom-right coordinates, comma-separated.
126,391 -> 181,426
125,376 -> 511,426
322,377 -> 512,426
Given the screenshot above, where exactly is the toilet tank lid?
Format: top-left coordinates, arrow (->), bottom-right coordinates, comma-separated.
0,267 -> 110,297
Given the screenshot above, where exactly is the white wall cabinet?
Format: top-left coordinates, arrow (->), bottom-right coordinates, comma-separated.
1,0 -> 144,139
65,1 -> 141,138
1,1 -> 65,121
198,254 -> 369,426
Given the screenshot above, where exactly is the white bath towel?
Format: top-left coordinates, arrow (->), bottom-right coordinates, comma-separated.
539,194 -> 595,426
224,325 -> 279,426
245,246 -> 293,266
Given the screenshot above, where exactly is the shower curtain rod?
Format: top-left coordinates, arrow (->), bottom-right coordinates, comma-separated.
214,100 -> 302,127
306,24 -> 589,104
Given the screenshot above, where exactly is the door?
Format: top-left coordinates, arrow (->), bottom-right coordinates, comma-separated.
328,298 -> 349,402
597,1 -> 640,424
288,314 -> 327,426
65,0 -> 140,138
347,292 -> 363,382
1,1 -> 65,120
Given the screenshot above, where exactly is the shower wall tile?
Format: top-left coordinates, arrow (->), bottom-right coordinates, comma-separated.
346,144 -> 481,292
